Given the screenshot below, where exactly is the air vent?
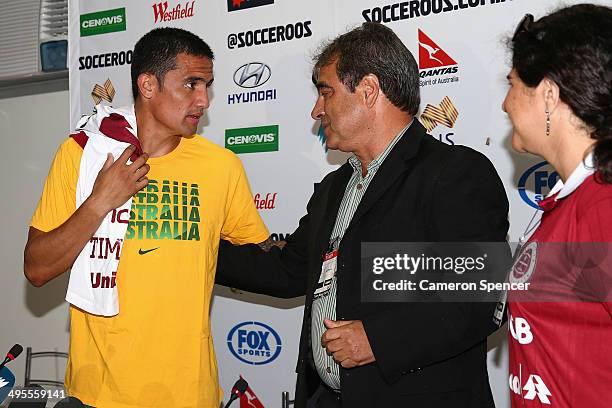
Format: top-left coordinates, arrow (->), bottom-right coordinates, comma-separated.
0,0 -> 68,82
40,0 -> 68,41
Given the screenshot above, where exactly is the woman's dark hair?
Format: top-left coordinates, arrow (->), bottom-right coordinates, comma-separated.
511,4 -> 612,183
131,27 -> 214,100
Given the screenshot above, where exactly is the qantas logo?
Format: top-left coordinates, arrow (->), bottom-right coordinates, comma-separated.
418,30 -> 456,69
418,30 -> 459,87
240,381 -> 265,408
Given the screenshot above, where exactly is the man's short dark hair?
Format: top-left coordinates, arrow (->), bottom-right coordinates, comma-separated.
131,27 -> 214,100
313,22 -> 420,116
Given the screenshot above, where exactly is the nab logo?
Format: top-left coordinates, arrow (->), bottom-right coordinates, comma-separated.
227,321 -> 282,365
234,63 -> 271,88
509,365 -> 552,404
518,161 -> 560,209
91,78 -> 115,105
419,96 -> 458,145
418,30 -> 456,69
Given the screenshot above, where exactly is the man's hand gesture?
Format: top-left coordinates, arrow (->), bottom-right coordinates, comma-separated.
89,145 -> 150,215
321,319 -> 376,368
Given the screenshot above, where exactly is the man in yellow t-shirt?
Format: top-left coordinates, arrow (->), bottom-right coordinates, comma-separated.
24,28 -> 270,408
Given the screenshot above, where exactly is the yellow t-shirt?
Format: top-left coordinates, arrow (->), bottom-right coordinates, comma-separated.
31,135 -> 269,408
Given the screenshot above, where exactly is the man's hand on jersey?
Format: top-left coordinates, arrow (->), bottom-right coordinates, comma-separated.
88,145 -> 149,215
321,319 -> 375,368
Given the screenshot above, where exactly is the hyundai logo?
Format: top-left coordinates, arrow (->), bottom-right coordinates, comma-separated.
233,62 -> 271,88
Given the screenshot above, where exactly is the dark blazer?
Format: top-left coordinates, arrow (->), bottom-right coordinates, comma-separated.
216,121 -> 509,407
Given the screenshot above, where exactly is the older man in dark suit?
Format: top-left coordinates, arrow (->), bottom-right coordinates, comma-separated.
216,22 -> 508,408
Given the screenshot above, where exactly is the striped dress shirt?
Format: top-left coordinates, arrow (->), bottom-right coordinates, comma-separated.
310,122 -> 411,390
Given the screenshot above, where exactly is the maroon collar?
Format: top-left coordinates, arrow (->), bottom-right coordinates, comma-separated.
538,192 -> 561,212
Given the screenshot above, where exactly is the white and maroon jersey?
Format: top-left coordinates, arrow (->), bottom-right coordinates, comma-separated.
508,160 -> 612,407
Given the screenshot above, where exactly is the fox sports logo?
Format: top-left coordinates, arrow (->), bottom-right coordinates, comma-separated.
518,161 -> 560,210
227,321 -> 282,365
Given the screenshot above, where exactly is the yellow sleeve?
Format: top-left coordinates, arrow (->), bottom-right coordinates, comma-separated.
220,155 -> 269,245
30,138 -> 82,232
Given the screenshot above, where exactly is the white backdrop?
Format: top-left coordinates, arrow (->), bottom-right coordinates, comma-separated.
67,0 -> 607,407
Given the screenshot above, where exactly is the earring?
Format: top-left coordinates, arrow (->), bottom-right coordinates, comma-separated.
545,109 -> 551,136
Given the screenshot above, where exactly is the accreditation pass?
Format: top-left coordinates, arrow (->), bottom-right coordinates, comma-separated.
314,249 -> 337,299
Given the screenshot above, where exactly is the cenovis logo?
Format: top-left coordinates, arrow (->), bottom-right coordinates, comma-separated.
225,125 -> 278,154
518,161 -> 560,209
227,321 -> 282,365
80,8 -> 126,37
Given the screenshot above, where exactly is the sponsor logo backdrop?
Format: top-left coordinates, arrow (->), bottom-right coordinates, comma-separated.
68,0 -> 605,406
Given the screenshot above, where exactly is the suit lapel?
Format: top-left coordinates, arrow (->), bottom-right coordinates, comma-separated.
315,163 -> 352,254
347,120 -> 426,230
304,163 -> 352,294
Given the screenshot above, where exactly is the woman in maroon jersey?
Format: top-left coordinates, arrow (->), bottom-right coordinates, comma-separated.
502,4 -> 612,408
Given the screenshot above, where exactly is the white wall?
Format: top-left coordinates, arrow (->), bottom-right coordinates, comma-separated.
0,88 -> 71,387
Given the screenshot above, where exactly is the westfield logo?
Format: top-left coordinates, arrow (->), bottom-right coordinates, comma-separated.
152,1 -> 195,23
254,193 -> 277,210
